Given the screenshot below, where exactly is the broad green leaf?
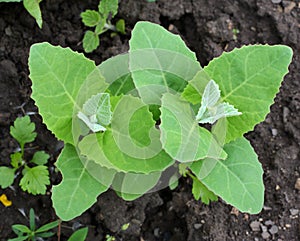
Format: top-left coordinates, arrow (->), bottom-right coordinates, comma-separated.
67,227 -> 88,241
98,53 -> 137,96
129,21 -> 201,105
191,175 -> 218,204
52,144 -> 114,221
20,165 -> 50,195
112,172 -> 161,201
190,137 -> 264,214
98,0 -> 118,18
30,151 -> 49,165
83,30 -> 100,53
10,116 -> 36,149
187,45 -> 293,143
160,93 -> 227,162
23,0 -> 43,28
81,10 -> 101,27
0,167 -> 15,188
29,43 -> 96,144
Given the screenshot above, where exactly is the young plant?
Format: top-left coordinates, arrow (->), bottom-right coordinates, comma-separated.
81,0 -> 125,53
8,208 -> 59,241
0,0 -> 43,28
67,227 -> 88,241
0,116 -> 50,195
28,21 -> 293,221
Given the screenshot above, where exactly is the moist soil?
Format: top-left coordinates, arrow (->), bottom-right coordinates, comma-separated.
0,0 -> 299,240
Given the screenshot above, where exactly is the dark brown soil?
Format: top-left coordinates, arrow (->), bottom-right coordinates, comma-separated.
0,0 -> 299,240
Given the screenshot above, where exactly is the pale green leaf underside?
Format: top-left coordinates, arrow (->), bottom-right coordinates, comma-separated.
29,43 -> 97,144
129,21 -> 201,104
190,137 -> 264,214
52,144 -> 113,221
204,45 -> 292,143
160,93 -> 227,162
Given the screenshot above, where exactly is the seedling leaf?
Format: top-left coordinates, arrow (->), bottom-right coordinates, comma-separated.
30,151 -> 49,165
23,0 -> 43,28
81,10 -> 101,27
67,227 -> 88,241
83,30 -> 100,53
191,176 -> 218,204
20,165 -> 50,195
36,220 -> 59,233
10,116 -> 36,149
98,0 -> 118,18
0,167 -> 15,188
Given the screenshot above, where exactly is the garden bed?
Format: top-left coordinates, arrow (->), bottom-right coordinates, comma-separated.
0,0 -> 299,240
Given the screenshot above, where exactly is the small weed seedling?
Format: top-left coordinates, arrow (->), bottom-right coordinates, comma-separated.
0,116 -> 50,195
81,0 -> 125,53
0,0 -> 43,28
8,208 -> 59,241
67,227 -> 88,241
28,21 -> 293,221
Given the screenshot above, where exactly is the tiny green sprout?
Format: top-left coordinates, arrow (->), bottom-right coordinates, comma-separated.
0,116 -> 50,195
232,28 -> 240,41
8,208 -> 59,241
105,234 -> 116,241
81,0 -> 125,53
121,223 -> 130,231
0,0 -> 43,28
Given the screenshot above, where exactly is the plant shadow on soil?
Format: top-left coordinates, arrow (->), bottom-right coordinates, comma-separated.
0,0 -> 299,240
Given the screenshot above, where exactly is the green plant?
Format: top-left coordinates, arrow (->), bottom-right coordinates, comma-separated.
0,0 -> 43,28
28,21 -> 292,221
67,227 -> 88,241
0,116 -> 50,194
81,0 -> 125,53
8,208 -> 59,241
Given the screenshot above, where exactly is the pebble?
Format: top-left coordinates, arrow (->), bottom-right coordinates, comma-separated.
250,221 -> 261,232
260,224 -> 268,233
261,231 -> 271,239
290,208 -> 299,216
194,223 -> 202,229
295,178 -> 300,190
272,0 -> 282,3
283,107 -> 290,123
271,128 -> 278,136
264,220 -> 274,226
154,228 -> 160,237
269,225 -> 279,234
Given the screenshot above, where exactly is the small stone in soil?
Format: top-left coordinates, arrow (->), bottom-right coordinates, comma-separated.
250,221 -> 261,232
269,225 -> 279,234
264,220 -> 274,226
295,178 -> 300,190
271,0 -> 282,3
260,224 -> 268,233
194,223 -> 202,229
290,208 -> 299,216
261,231 -> 271,239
